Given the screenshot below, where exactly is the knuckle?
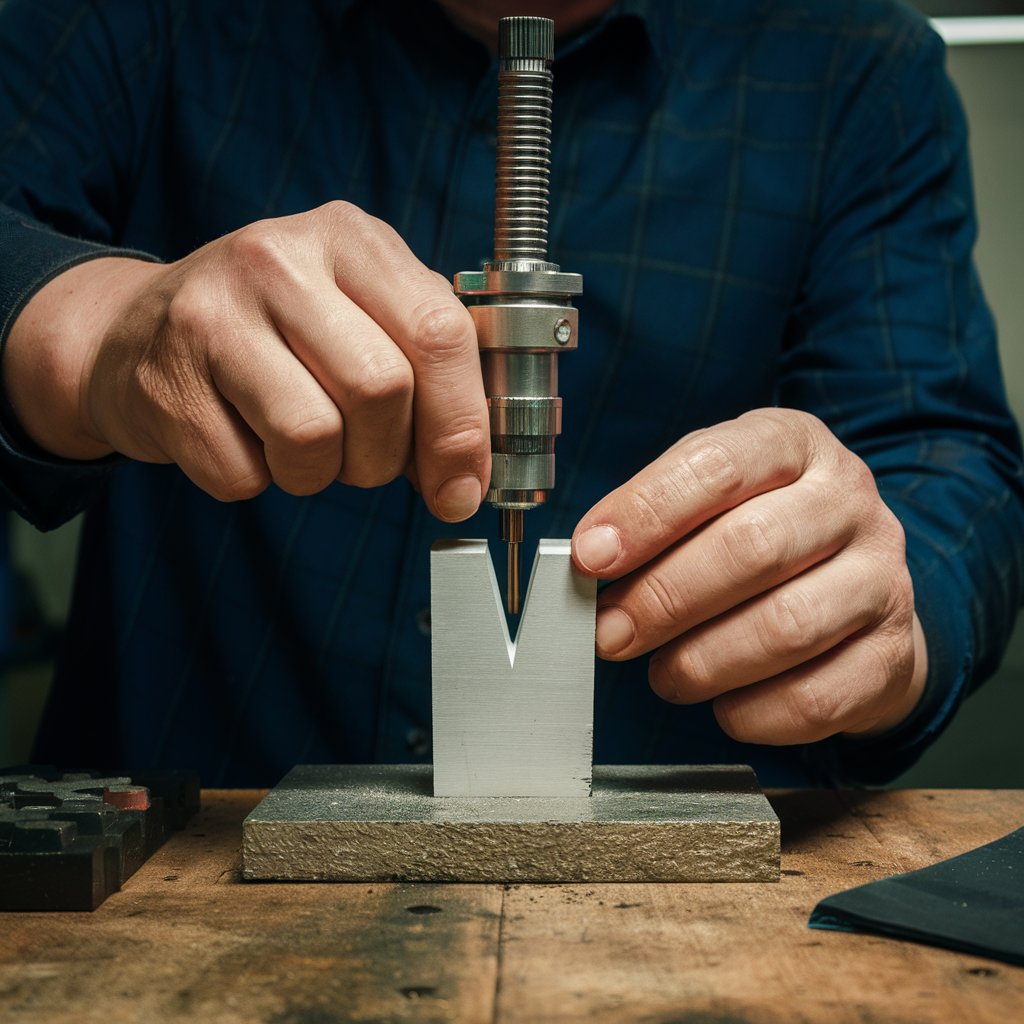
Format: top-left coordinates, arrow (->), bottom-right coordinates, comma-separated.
319,199 -> 369,234
874,503 -> 907,555
322,202 -> 407,261
848,451 -> 878,490
712,693 -> 755,742
668,642 -> 714,696
165,282 -> 226,339
680,438 -> 743,505
648,657 -> 677,701
340,458 -> 404,490
431,270 -> 454,291
856,632 -> 910,699
781,679 -> 834,735
429,417 -> 488,462
640,570 -> 690,627
410,302 -> 475,366
778,407 -> 827,446
894,565 -> 915,617
858,529 -> 913,631
717,509 -> 788,582
782,407 -> 826,438
878,573 -> 915,640
625,484 -> 673,536
743,406 -> 824,453
864,610 -> 913,675
266,409 -> 343,496
350,353 -> 414,408
841,454 -> 882,512
759,589 -> 817,661
276,465 -> 338,497
339,435 -> 411,490
280,408 -> 343,453
231,220 -> 294,273
892,628 -> 916,679
210,466 -> 270,503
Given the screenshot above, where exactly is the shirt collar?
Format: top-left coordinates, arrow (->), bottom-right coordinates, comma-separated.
323,0 -> 669,70
606,0 -> 671,67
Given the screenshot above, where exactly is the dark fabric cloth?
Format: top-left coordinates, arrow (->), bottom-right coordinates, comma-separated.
809,824 -> 1024,966
0,0 -> 1021,785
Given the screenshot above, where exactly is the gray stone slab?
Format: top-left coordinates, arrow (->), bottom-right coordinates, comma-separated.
242,765 -> 780,883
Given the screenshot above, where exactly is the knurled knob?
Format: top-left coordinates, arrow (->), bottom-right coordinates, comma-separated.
498,16 -> 554,63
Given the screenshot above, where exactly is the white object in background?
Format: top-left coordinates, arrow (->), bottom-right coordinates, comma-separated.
431,538 -> 596,798
931,17 -> 1024,46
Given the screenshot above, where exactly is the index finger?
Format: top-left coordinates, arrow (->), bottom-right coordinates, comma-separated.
571,409 -> 821,578
326,204 -> 489,522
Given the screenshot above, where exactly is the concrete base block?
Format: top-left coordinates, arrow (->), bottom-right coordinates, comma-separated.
242,765 -> 780,883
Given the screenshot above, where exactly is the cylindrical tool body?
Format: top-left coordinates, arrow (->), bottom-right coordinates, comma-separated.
454,13 -> 582,579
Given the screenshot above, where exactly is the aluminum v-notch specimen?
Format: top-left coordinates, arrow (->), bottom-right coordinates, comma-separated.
430,539 -> 596,798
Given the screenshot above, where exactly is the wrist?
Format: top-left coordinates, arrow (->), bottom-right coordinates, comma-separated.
3,256 -> 163,460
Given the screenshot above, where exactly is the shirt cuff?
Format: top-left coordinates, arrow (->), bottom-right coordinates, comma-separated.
0,211 -> 157,529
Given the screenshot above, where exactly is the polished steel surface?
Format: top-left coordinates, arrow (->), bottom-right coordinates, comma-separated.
453,16 -> 582,615
493,17 -> 555,263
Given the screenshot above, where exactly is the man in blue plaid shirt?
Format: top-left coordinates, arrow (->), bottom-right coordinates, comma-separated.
1,0 -> 1022,785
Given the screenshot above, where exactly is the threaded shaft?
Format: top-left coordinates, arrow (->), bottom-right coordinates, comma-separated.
494,17 -> 554,264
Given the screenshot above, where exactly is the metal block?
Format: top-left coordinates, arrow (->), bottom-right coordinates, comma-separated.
431,539 -> 596,797
242,764 -> 781,883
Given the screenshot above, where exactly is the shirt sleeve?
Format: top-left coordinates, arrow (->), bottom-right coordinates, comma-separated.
0,0 -> 171,530
778,18 -> 1024,784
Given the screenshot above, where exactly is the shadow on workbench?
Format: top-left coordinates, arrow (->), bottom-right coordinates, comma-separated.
767,790 -> 893,850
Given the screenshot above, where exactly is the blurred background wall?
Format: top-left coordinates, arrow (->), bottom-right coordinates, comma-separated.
1,7 -> 1022,783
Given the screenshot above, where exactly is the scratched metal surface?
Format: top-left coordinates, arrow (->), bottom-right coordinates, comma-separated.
430,539 -> 596,798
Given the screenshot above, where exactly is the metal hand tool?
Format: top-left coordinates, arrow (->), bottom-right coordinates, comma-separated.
454,16 -> 582,614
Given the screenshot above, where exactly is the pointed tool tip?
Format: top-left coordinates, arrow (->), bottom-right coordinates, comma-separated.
507,540 -> 521,616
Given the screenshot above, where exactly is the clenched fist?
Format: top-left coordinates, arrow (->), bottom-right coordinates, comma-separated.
572,408 -> 928,744
6,201 -> 490,521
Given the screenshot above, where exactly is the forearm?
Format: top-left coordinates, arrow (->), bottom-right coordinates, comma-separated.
4,256 -> 163,461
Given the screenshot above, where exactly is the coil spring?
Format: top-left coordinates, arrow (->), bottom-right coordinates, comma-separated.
493,67 -> 553,263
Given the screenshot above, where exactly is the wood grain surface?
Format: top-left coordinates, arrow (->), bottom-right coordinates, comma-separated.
1,788 -> 1021,1023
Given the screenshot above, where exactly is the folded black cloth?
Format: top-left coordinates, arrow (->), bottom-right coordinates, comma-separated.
809,825 -> 1024,966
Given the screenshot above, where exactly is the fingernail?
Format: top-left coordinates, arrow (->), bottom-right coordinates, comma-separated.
575,525 -> 621,573
596,606 -> 634,656
435,474 -> 481,522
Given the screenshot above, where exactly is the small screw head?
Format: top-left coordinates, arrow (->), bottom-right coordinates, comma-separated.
554,318 -> 572,345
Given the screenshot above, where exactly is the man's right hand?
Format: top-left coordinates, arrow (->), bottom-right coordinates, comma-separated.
4,201 -> 490,521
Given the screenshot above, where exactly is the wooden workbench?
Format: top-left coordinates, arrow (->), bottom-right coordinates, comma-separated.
1,788 -> 1021,1023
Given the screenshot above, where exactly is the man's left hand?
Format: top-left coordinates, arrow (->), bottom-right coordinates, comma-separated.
571,408 -> 928,744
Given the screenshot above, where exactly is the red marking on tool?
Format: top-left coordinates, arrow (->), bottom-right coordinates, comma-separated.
103,787 -> 150,811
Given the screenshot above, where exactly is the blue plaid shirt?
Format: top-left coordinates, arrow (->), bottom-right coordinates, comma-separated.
1,0 -> 1021,785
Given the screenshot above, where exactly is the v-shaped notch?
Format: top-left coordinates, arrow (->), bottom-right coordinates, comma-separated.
430,538 -> 578,669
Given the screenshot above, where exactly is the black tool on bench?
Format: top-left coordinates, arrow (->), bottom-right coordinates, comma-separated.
0,767 -> 200,911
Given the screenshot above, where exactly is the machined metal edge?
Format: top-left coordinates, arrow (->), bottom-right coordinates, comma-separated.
455,269 -> 583,296
469,304 -> 578,350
